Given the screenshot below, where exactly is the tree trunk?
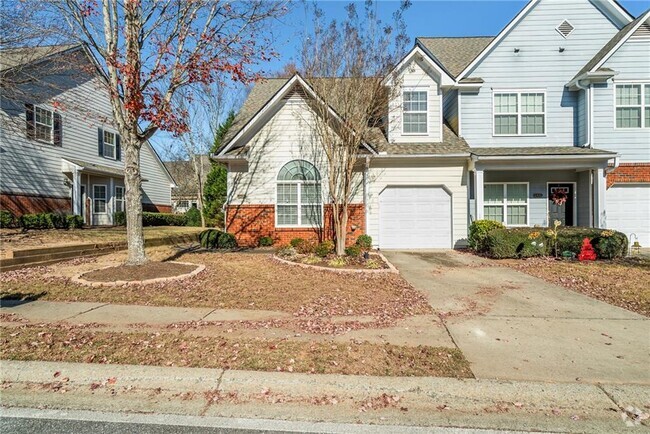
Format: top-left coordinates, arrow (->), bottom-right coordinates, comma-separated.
192,156 -> 206,228
333,203 -> 348,256
124,138 -> 147,265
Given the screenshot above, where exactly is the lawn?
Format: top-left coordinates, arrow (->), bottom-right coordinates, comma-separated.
0,226 -> 202,257
0,323 -> 471,378
0,252 -> 432,321
502,256 -> 650,317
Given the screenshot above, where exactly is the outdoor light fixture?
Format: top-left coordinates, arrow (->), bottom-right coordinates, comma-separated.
363,252 -> 370,260
559,47 -> 566,53
514,48 -> 520,53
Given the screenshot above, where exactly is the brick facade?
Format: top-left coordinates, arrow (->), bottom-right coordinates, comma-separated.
0,193 -> 71,216
607,163 -> 650,188
143,203 -> 173,213
226,204 -> 366,247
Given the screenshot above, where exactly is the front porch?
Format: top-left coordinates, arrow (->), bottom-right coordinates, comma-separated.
469,148 -> 617,229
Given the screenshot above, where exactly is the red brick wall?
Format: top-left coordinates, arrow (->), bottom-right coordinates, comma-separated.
226,203 -> 365,247
0,193 -> 71,216
607,163 -> 650,188
143,203 -> 173,213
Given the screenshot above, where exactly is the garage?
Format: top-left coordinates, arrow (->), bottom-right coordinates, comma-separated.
606,184 -> 650,246
379,186 -> 452,249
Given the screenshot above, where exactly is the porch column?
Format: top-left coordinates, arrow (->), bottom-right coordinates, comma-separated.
593,168 -> 606,228
475,169 -> 484,220
109,177 -> 115,224
72,169 -> 82,216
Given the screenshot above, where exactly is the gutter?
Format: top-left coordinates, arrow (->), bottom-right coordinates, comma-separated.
472,153 -> 619,161
606,155 -> 621,174
371,152 -> 471,159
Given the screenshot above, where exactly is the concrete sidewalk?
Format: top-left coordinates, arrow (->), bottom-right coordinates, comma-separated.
1,360 -> 648,433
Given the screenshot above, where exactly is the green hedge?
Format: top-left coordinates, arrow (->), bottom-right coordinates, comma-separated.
0,210 -> 17,228
198,229 -> 238,249
468,220 -> 506,252
484,227 -> 627,259
142,212 -> 187,226
15,212 -> 84,231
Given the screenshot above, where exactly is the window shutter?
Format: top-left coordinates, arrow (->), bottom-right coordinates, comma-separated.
116,134 -> 121,160
25,103 -> 35,139
53,112 -> 62,146
98,127 -> 104,156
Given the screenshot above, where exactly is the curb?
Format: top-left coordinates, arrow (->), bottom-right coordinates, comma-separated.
71,262 -> 205,287
272,253 -> 399,274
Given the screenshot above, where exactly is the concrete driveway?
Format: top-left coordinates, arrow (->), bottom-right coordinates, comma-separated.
383,250 -> 650,384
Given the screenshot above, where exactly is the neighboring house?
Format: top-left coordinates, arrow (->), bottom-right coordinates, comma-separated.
215,0 -> 649,249
164,156 -> 211,214
0,44 -> 175,225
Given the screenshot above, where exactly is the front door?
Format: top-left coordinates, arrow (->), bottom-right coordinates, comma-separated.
548,183 -> 574,226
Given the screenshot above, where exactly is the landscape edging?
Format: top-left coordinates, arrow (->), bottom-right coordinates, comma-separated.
272,252 -> 399,274
71,261 -> 205,287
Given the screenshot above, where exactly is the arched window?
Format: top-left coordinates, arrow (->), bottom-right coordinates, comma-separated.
277,160 -> 322,227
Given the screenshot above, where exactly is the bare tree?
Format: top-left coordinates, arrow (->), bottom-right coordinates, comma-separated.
42,0 -> 288,265
300,1 -> 410,255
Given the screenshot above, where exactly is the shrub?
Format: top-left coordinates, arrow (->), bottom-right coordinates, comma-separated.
19,213 -> 51,230
294,239 -> 316,255
596,230 -> 628,259
185,207 -> 201,227
0,210 -> 17,228
469,220 -> 505,252
365,259 -> 381,269
315,240 -> 335,258
484,228 -> 548,259
302,255 -> 321,265
355,234 -> 372,251
67,215 -> 84,229
218,232 -> 238,249
46,212 -> 68,229
290,238 -> 305,248
142,212 -> 187,226
113,211 -> 126,226
345,244 -> 362,257
328,257 -> 346,268
259,236 -> 274,247
198,229 -> 237,249
276,246 -> 297,259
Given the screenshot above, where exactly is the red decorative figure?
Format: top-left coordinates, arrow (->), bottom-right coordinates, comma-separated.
577,238 -> 597,261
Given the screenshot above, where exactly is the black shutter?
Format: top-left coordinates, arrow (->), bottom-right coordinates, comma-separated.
116,134 -> 121,160
25,103 -> 35,139
98,127 -> 104,156
53,112 -> 62,146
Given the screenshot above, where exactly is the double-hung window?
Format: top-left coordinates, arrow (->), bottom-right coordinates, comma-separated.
34,106 -> 54,142
103,130 -> 117,159
93,185 -> 107,214
484,183 -> 529,226
114,186 -> 125,213
403,90 -> 428,134
276,160 -> 322,227
615,84 -> 650,128
494,91 -> 545,136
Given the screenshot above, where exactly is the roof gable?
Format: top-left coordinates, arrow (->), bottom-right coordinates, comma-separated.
383,45 -> 456,86
415,37 -> 494,79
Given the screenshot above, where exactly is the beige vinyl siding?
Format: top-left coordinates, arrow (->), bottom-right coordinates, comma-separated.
227,92 -> 363,207
388,57 -> 442,143
367,159 -> 468,248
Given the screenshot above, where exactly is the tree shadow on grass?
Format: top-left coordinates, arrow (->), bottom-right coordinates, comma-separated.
0,291 -> 47,307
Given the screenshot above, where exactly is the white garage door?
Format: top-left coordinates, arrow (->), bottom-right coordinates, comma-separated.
606,184 -> 650,246
379,186 -> 452,249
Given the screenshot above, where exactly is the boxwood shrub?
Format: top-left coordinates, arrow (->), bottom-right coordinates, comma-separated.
484,227 -> 627,259
198,229 -> 238,249
468,220 -> 506,252
0,210 -> 17,228
142,212 -> 187,226
15,212 -> 84,231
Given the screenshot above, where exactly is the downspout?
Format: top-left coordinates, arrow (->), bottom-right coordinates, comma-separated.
364,155 -> 370,241
575,80 -> 591,147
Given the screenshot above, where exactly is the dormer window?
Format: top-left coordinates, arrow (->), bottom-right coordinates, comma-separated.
403,90 -> 428,134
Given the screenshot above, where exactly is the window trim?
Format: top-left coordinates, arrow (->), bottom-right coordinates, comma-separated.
34,105 -> 54,143
492,89 -> 547,137
114,186 -> 125,213
483,182 -> 530,227
613,81 -> 650,129
92,184 -> 108,215
402,88 -> 429,136
103,130 -> 117,159
275,160 -> 323,229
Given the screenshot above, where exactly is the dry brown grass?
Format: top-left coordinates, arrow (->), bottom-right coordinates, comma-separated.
503,256 -> 650,317
0,324 -> 471,378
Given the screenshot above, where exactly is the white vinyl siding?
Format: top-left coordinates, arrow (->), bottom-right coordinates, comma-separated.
114,185 -> 125,213
615,84 -> 649,129
484,183 -> 529,226
403,90 -> 428,134
493,91 -> 545,136
93,184 -> 107,214
103,130 -> 116,159
34,106 -> 53,142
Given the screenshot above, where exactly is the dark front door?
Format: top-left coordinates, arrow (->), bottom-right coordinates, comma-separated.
548,183 -> 574,226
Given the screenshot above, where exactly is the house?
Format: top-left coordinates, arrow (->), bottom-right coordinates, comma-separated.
214,0 -> 649,249
164,156 -> 212,214
0,44 -> 175,225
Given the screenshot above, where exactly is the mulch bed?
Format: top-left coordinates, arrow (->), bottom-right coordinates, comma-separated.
278,252 -> 391,271
80,262 -> 198,282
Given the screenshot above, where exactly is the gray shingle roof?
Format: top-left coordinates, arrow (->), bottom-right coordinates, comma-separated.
572,11 -> 650,82
219,76 -> 470,157
63,157 -> 125,177
470,146 -> 617,157
0,44 -> 81,72
416,36 -> 494,79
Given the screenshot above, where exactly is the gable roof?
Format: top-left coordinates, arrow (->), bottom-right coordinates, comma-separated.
415,37 -> 494,79
0,44 -> 81,72
572,9 -> 650,83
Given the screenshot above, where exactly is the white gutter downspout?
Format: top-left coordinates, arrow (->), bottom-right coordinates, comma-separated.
575,79 -> 592,147
364,155 -> 370,241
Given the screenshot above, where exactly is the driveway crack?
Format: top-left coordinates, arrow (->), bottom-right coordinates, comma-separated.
64,303 -> 110,321
437,313 -> 476,379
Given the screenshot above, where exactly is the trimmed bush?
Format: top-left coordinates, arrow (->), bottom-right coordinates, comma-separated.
16,212 -> 83,231
198,229 -> 238,249
290,238 -> 305,248
483,227 -> 627,259
67,215 -> 84,229
345,244 -> 362,257
259,236 -> 274,247
218,232 -> 237,249
355,234 -> 372,251
0,210 -> 17,228
185,207 -> 201,227
113,211 -> 126,226
19,213 -> 51,230
142,212 -> 187,226
294,239 -> 316,255
469,220 -> 505,252
315,240 -> 335,258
